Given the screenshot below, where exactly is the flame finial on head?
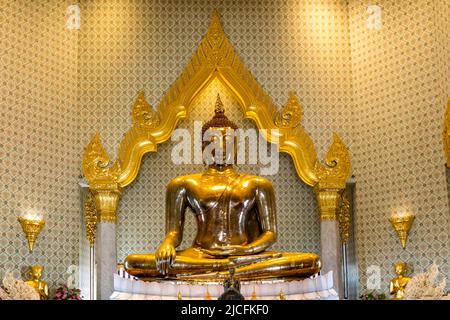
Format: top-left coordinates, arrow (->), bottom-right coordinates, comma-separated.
201,93 -> 239,138
215,93 -> 225,115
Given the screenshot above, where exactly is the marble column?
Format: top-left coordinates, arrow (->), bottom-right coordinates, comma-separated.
320,220 -> 343,298
78,180 -> 95,299
96,222 -> 116,299
315,187 -> 344,298
92,189 -> 121,300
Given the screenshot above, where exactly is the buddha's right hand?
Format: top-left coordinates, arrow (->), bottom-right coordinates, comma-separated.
155,242 -> 176,275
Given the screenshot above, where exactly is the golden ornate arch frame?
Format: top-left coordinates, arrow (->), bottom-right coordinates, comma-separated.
82,11 -> 351,225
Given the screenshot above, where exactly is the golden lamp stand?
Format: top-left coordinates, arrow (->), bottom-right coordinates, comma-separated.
389,213 -> 415,249
17,217 -> 46,253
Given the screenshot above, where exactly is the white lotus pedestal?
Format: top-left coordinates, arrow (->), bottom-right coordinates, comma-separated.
110,271 -> 337,300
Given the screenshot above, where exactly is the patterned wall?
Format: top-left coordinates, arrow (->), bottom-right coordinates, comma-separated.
3,0 -> 447,297
77,1 -> 354,265
349,0 -> 450,293
0,1 -> 80,289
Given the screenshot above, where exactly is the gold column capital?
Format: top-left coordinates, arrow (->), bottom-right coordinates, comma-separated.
314,186 -> 344,221
91,188 -> 122,224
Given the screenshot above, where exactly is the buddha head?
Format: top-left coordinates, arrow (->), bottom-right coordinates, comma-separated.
394,262 -> 408,277
201,94 -> 239,167
30,265 -> 43,280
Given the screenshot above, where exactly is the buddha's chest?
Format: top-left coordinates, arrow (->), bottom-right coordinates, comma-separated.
187,180 -> 256,215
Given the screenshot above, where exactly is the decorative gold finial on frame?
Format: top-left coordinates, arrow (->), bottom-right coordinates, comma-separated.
389,212 -> 415,249
131,90 -> 160,129
18,215 -> 45,253
275,91 -> 302,128
279,289 -> 286,300
82,132 -> 121,189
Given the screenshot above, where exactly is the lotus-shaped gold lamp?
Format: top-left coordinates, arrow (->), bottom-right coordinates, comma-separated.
18,214 -> 46,252
389,212 -> 415,249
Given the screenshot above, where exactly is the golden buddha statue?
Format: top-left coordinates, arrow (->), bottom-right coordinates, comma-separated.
124,94 -> 320,281
389,262 -> 411,300
26,265 -> 49,300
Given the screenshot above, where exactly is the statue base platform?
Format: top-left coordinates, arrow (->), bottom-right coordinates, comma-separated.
110,271 -> 338,300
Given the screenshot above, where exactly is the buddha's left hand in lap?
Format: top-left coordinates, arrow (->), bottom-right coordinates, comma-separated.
201,244 -> 252,257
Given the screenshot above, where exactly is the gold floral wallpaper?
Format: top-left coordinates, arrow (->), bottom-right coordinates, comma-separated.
0,1 -> 80,288
349,0 -> 449,293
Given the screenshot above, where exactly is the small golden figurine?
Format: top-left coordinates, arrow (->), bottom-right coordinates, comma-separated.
26,265 -> 49,300
389,262 -> 411,300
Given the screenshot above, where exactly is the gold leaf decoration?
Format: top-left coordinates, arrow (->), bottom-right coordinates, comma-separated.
205,10 -> 226,67
338,196 -> 350,244
132,91 -> 160,129
82,133 -> 121,188
314,133 -> 351,189
275,92 -> 302,128
84,192 -> 98,247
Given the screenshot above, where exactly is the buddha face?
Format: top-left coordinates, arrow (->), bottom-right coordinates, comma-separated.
394,262 -> 407,276
202,126 -> 237,166
31,265 -> 43,280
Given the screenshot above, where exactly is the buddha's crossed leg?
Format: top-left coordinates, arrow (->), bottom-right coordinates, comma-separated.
125,248 -> 320,280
